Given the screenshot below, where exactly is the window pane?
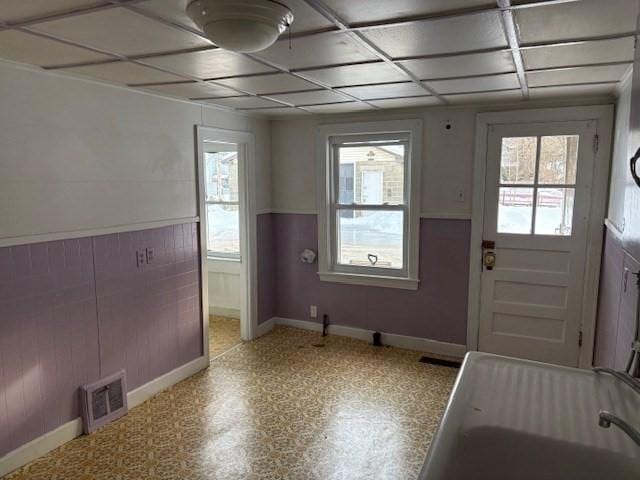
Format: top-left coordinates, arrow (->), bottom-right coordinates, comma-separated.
535,188 -> 575,236
338,144 -> 405,205
204,151 -> 239,202
337,210 -> 403,269
500,137 -> 537,184
539,135 -> 579,185
206,204 -> 239,256
497,187 -> 534,234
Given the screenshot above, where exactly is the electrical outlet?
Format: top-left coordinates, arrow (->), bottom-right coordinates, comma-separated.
136,250 -> 146,268
310,305 -> 318,319
146,247 -> 155,265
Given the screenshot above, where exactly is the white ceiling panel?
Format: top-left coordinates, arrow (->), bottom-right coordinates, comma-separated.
0,0 -> 99,23
250,107 -> 311,116
321,0 -> 494,25
30,7 -> 212,56
142,49 -> 275,80
0,30 -> 113,67
297,62 -> 408,87
216,73 -> 317,94
522,37 -> 635,70
428,73 -> 520,94
339,81 -> 428,99
529,83 -> 617,99
302,102 -> 375,114
141,82 -> 240,98
515,0 -> 639,44
266,89 -> 349,105
444,89 -> 523,104
399,50 -> 515,80
202,96 -> 285,109
361,11 -> 507,58
253,32 -> 379,69
369,96 -> 440,109
134,0 -> 200,30
62,61 -> 186,85
526,64 -> 630,88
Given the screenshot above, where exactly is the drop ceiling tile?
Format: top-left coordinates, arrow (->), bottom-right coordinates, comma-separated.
141,82 -> 239,98
322,0 -> 494,25
201,97 -> 285,109
253,32 -> 379,69
247,107 -> 311,116
0,0 -> 99,23
134,0 -> 199,30
369,96 -> 440,109
444,89 -> 523,104
302,102 -> 375,114
526,65 -> 630,88
298,62 -> 408,87
515,0 -> 639,44
30,7 -> 211,56
428,73 -> 520,94
142,49 -> 275,80
399,50 -> 515,80
522,37 -> 635,70
267,89 -> 349,105
62,61 -> 186,85
215,73 -> 317,95
529,83 -> 617,99
339,81 -> 428,99
361,11 -> 507,58
0,30 -> 112,67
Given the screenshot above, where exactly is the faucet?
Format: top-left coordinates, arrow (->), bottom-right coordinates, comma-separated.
598,411 -> 640,447
592,367 -> 640,396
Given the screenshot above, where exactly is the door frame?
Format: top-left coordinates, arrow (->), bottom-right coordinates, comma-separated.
195,126 -> 258,364
467,105 -> 614,369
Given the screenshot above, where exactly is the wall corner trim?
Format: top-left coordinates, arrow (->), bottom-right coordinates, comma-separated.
270,317 -> 467,358
0,356 -> 208,477
256,318 -> 275,337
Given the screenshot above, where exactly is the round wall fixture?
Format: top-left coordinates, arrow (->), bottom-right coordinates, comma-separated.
186,0 -> 293,53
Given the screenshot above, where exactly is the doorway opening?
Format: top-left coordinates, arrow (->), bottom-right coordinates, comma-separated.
196,127 -> 257,362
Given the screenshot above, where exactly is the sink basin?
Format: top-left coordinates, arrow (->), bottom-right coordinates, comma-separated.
419,352 -> 640,480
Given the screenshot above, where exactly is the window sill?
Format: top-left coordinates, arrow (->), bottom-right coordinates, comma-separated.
318,272 -> 419,290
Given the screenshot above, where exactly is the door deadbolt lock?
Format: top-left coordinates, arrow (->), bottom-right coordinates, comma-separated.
483,251 -> 496,270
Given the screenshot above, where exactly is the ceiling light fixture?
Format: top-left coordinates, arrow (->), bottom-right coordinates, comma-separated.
186,0 -> 293,53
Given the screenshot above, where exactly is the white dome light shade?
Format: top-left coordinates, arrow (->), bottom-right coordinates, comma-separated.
187,0 -> 293,53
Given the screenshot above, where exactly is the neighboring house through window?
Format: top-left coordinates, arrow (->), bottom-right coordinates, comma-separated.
317,120 -> 423,290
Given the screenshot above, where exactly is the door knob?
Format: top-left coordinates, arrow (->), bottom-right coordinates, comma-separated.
483,251 -> 496,270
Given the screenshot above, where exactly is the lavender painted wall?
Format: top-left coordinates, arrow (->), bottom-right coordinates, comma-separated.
594,227 -> 640,371
0,223 -> 202,458
268,214 -> 470,345
257,214 -> 276,325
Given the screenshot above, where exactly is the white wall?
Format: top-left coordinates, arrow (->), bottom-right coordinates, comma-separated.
270,97 -> 615,217
0,60 -> 271,242
208,260 -> 241,317
607,71 -> 633,233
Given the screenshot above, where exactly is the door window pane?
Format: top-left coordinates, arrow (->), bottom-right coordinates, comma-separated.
535,188 -> 575,236
539,135 -> 578,185
206,204 -> 240,256
498,187 -> 534,234
500,137 -> 537,184
337,210 -> 403,269
338,144 -> 405,204
205,151 -> 239,202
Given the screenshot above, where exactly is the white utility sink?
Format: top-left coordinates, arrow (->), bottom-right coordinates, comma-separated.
418,352 -> 640,480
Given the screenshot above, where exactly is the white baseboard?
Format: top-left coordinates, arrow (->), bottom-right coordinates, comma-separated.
0,356 -> 208,477
209,306 -> 241,319
255,318 -> 275,338
271,317 -> 467,358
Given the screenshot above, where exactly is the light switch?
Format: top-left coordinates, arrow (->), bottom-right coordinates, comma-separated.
136,250 -> 146,268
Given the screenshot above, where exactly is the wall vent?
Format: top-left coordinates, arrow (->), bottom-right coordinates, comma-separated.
80,370 -> 128,434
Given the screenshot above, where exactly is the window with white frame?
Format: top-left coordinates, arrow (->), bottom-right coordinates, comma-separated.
204,147 -> 240,260
317,120 -> 422,290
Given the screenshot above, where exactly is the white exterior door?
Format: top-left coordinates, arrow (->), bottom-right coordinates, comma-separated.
478,120 -> 597,367
361,170 -> 383,204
